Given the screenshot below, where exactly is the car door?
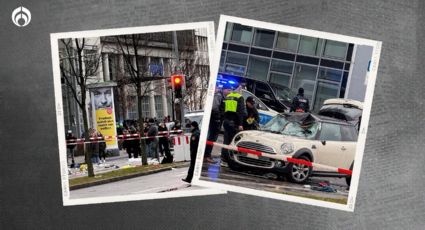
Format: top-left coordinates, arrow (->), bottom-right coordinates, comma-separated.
338,125 -> 357,169
314,122 -> 347,170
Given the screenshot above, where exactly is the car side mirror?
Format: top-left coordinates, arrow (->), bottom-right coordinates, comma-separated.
321,140 -> 326,145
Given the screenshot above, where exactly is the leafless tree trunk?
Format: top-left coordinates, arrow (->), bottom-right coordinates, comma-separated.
60,38 -> 102,177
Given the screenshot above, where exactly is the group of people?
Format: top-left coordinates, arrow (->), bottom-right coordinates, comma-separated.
203,82 -> 261,167
204,80 -> 310,168
65,128 -> 107,168
121,118 -> 174,163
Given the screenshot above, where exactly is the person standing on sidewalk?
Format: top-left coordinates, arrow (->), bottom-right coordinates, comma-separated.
66,130 -> 76,168
204,87 -> 224,164
158,122 -> 173,164
182,121 -> 200,183
146,118 -> 159,161
220,82 -> 246,167
98,131 -> 107,164
89,129 -> 100,164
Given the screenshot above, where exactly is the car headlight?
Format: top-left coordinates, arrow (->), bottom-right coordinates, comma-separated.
280,143 -> 294,154
234,133 -> 243,142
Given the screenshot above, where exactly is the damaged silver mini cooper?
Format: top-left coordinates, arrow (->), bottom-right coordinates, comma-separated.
228,113 -> 357,185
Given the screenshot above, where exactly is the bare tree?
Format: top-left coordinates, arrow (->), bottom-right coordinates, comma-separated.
113,33 -> 164,165
59,38 -> 102,177
179,33 -> 210,112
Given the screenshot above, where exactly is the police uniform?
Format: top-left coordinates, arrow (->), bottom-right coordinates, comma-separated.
221,90 -> 246,163
290,94 -> 310,112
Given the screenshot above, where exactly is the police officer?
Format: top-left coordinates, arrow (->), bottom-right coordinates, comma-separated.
204,87 -> 224,164
221,81 -> 246,167
290,88 -> 310,113
182,121 -> 200,183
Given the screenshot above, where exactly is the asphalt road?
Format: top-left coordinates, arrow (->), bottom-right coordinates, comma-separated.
200,135 -> 349,203
70,167 -> 199,199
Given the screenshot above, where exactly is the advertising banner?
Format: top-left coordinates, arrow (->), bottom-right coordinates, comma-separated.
90,86 -> 118,149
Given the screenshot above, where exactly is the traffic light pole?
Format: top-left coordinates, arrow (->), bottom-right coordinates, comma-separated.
172,31 -> 185,126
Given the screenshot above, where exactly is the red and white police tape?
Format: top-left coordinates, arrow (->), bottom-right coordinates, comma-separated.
205,141 -> 352,176
66,130 -> 184,145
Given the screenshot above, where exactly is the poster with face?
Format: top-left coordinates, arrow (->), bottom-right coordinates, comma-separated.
90,86 -> 118,149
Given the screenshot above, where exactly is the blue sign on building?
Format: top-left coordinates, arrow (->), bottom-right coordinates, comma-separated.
149,63 -> 163,76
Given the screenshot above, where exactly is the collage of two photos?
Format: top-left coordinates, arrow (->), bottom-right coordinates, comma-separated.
52,16 -> 381,211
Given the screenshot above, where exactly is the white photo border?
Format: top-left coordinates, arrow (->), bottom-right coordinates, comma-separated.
192,15 -> 382,212
50,21 -> 227,206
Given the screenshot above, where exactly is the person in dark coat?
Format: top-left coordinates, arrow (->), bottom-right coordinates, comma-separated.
182,121 -> 200,183
204,88 -> 224,163
290,87 -> 310,113
220,83 -> 246,167
66,130 -> 76,168
98,132 -> 107,164
146,119 -> 159,160
89,129 -> 100,164
158,122 -> 173,164
243,96 -> 260,130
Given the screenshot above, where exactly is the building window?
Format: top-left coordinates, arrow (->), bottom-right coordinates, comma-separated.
123,55 -> 134,77
137,56 -> 148,73
149,57 -> 163,76
127,96 -> 138,120
253,29 -> 275,48
108,54 -> 119,81
269,72 -> 291,88
291,64 -> 318,102
231,24 -> 253,44
276,32 -> 298,52
142,96 -> 150,119
318,68 -> 343,82
298,36 -> 323,56
323,40 -> 347,60
224,23 -> 233,41
246,56 -> 270,81
226,52 -> 248,66
154,96 -> 163,118
219,51 -> 226,72
270,60 -> 293,74
224,64 -> 245,76
313,81 -> 339,112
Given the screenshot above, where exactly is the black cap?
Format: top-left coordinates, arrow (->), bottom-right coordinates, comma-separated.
298,87 -> 304,95
191,121 -> 199,129
246,96 -> 255,104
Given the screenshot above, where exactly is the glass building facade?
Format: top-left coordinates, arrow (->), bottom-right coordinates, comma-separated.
220,23 -> 356,111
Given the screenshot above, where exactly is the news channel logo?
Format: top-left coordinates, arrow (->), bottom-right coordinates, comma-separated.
12,6 -> 31,27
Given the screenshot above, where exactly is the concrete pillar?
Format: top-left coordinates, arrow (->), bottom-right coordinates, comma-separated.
146,57 -> 156,118
160,58 -> 169,117
102,53 -> 110,81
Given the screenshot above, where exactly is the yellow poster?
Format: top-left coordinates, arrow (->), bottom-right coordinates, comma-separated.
91,86 -> 118,149
95,108 -> 117,147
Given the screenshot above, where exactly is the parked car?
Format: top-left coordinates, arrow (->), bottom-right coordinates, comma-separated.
319,98 -> 363,131
218,73 -> 291,112
184,110 -> 204,131
227,112 -> 357,185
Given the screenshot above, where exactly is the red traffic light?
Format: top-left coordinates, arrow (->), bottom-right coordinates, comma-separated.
171,75 -> 184,90
171,75 -> 185,98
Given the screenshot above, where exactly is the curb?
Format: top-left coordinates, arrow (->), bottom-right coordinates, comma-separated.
70,162 -> 190,191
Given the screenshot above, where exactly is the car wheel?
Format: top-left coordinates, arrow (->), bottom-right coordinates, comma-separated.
346,162 -> 353,186
286,155 -> 312,183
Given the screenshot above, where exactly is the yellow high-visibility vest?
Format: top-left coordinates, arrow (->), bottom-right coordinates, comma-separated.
224,92 -> 242,113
